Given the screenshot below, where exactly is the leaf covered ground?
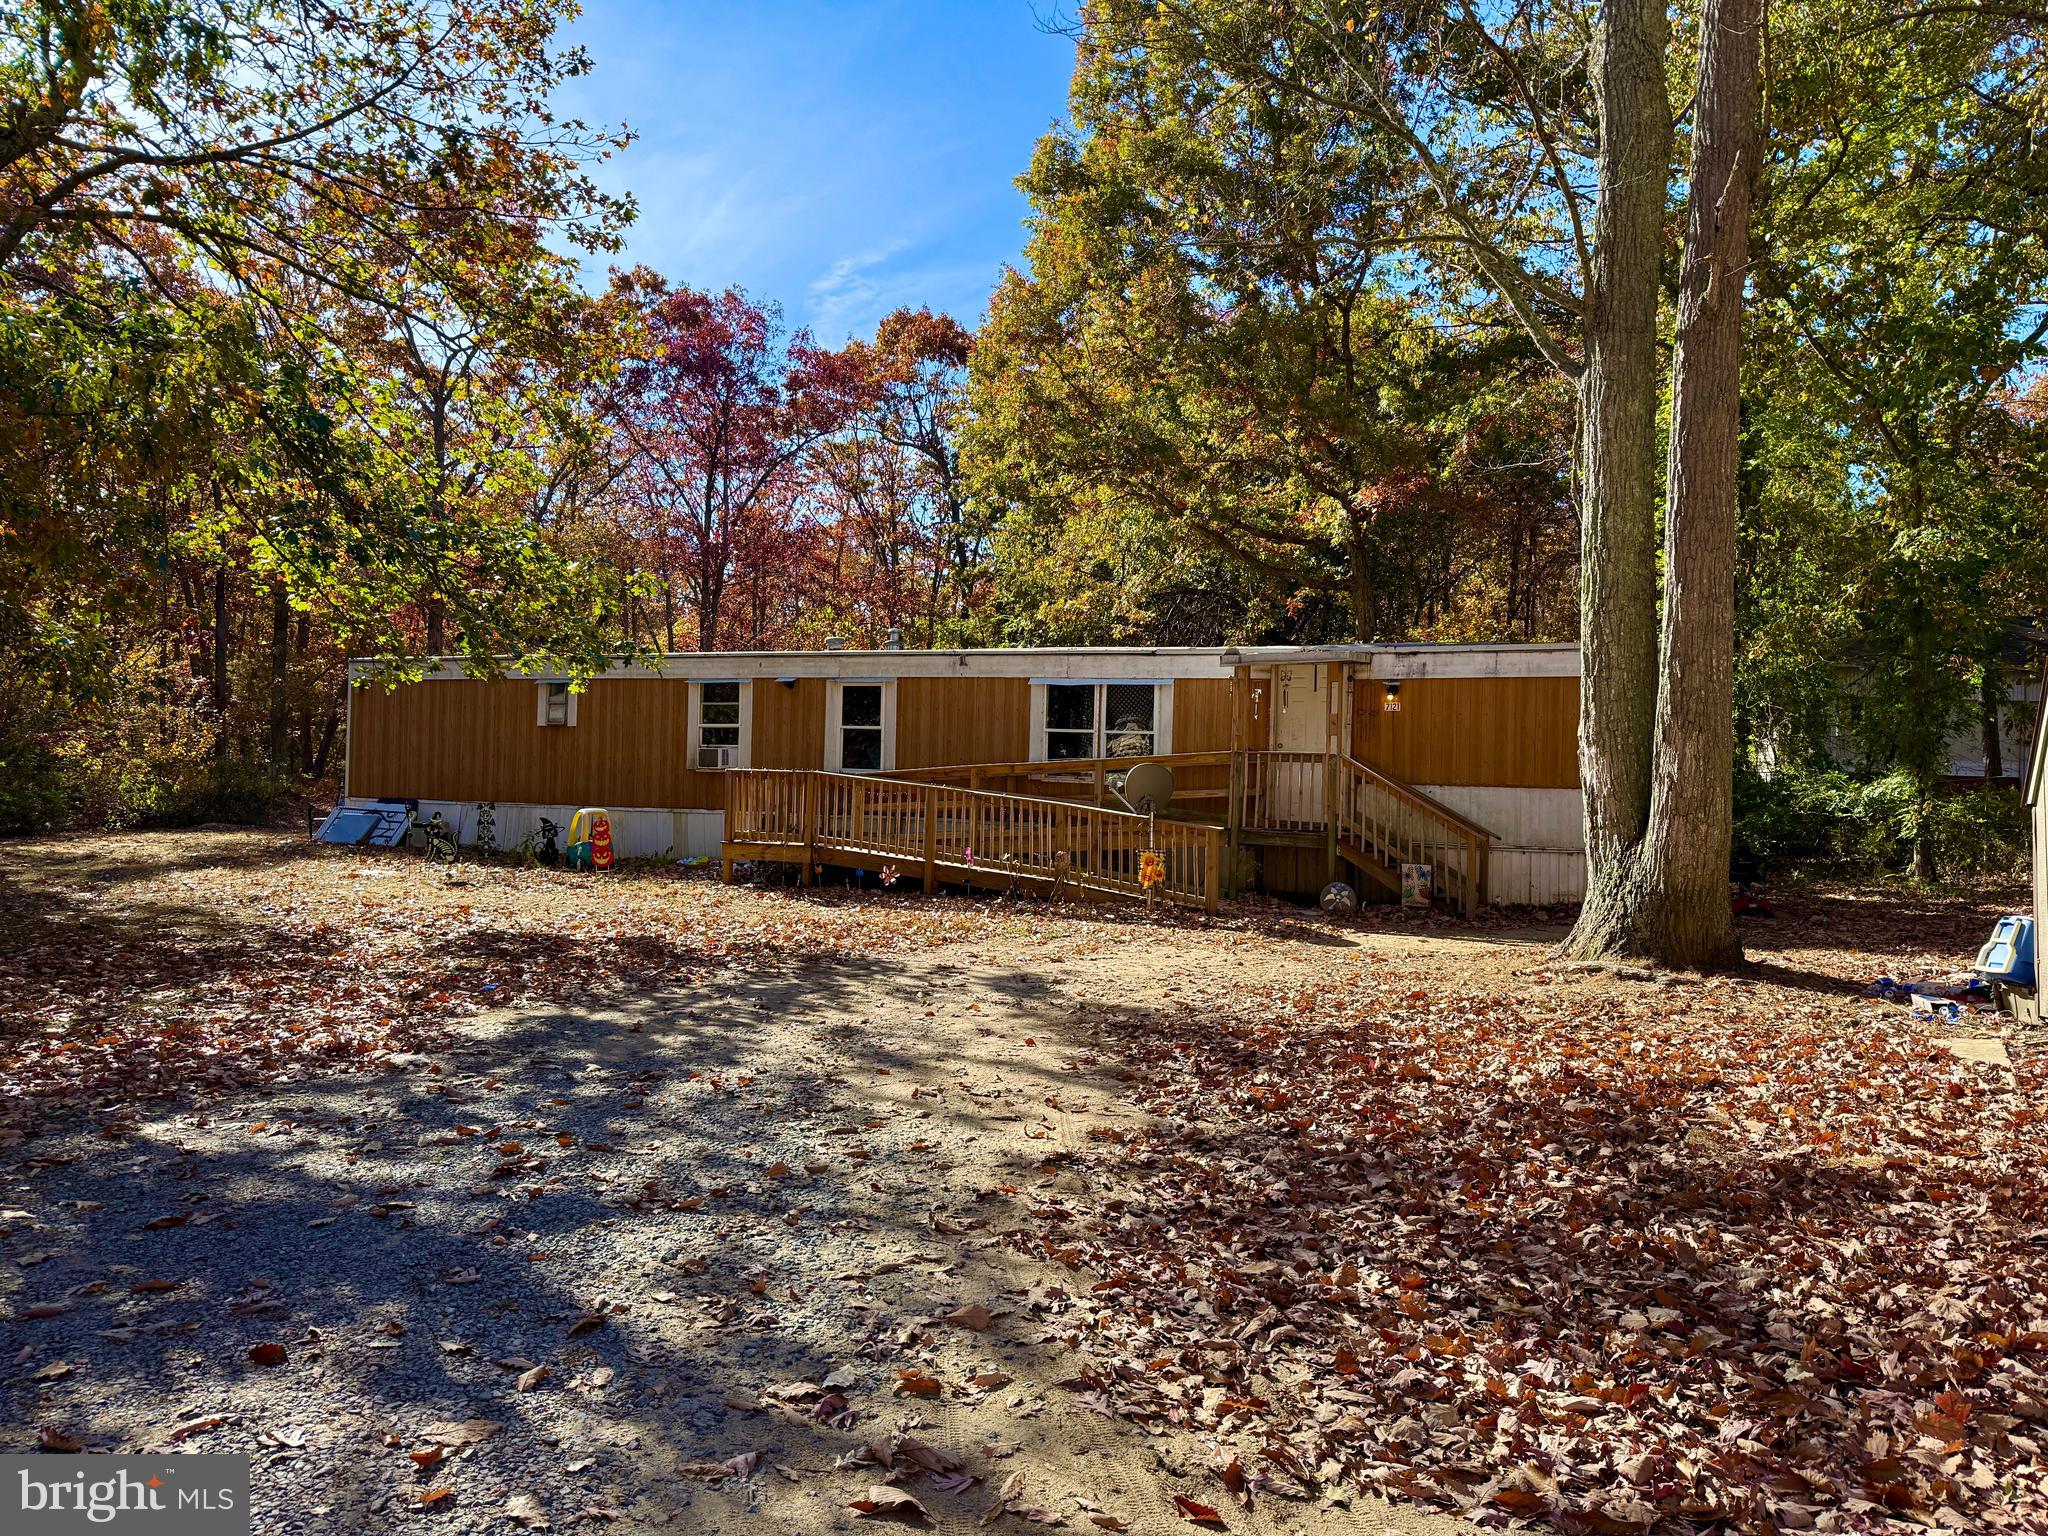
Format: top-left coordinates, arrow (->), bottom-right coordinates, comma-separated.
0,831 -> 2036,1536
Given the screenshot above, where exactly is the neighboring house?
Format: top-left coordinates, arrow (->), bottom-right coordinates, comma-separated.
344,641 -> 1585,907
1946,670 -> 2044,782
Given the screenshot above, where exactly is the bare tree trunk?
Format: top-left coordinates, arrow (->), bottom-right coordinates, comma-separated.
268,577 -> 290,769
1571,0 -> 1761,967
295,613 -> 313,771
1561,0 -> 1671,957
1347,528 -> 1375,641
424,596 -> 446,658
1642,0 -> 1761,965
210,564 -> 232,759
311,701 -> 341,779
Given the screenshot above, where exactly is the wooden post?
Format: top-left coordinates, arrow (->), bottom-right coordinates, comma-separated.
1203,828 -> 1221,914
1226,667 -> 1245,898
1093,761 -> 1106,808
1323,751 -> 1340,888
801,773 -> 817,886
922,785 -> 938,893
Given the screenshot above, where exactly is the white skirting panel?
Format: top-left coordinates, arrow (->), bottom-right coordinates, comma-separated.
346,799 -> 725,861
1481,848 -> 1588,906
1415,784 -> 1586,906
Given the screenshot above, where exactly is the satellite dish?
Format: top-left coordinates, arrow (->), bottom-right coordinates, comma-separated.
1113,762 -> 1176,817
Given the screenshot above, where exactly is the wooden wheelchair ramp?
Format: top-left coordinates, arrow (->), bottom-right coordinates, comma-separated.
722,769 -> 1223,913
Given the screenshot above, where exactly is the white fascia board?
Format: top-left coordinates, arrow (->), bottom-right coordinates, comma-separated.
346,642 -> 1582,685
350,648 -> 1245,683
1225,642 -> 1582,679
1361,644 -> 1581,680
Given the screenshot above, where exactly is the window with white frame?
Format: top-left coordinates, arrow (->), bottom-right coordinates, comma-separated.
826,680 -> 895,772
1044,684 -> 1096,760
1033,682 -> 1170,761
1102,682 -> 1157,757
690,680 -> 748,769
536,681 -> 577,727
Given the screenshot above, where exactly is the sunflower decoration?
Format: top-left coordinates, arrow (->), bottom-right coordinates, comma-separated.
1137,849 -> 1167,894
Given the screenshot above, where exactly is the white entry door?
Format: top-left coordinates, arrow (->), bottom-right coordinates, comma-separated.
1267,665 -> 1326,825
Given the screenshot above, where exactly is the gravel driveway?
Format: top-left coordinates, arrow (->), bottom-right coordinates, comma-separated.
3,853 -> 1459,1536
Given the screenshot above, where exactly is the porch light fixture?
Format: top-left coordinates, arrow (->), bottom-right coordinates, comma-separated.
1382,680 -> 1403,714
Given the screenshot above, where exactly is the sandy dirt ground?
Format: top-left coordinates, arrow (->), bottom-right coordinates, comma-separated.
0,831 -> 2029,1535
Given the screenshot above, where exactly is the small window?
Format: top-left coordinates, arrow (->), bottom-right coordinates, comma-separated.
692,680 -> 747,769
1045,684 -> 1096,761
1103,683 -> 1156,757
840,684 -> 884,772
700,682 -> 740,748
542,682 -> 570,727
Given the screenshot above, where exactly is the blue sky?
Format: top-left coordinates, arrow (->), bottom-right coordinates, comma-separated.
555,2 -> 1078,343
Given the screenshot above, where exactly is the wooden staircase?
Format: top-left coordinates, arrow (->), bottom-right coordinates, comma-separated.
1332,755 -> 1492,915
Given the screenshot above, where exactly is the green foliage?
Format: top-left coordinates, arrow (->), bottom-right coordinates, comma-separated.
0,650 -> 296,833
963,0 -> 1577,645
1739,1 -> 2048,811
1734,763 -> 2029,883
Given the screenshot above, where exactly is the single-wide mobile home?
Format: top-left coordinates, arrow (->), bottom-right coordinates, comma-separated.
344,642 -> 1585,908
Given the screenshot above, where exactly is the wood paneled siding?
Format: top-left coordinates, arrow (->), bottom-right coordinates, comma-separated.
348,662 -> 1577,810
1171,678 -> 1235,753
348,677 -> 722,808
897,677 -> 1031,768
751,678 -> 826,770
1350,676 -> 1580,789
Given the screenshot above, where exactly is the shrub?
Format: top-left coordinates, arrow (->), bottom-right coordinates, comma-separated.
1734,760 -> 2028,882
0,651 -> 299,833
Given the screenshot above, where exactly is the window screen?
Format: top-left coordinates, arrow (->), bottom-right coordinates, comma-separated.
1045,684 -> 1097,760
700,682 -> 741,748
840,684 -> 883,771
1103,683 -> 1156,757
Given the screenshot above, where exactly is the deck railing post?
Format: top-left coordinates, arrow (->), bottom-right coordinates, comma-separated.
922,785 -> 938,892
801,773 -> 817,885
1225,750 -> 1244,898
1204,827 -> 1221,914
1323,751 -> 1339,887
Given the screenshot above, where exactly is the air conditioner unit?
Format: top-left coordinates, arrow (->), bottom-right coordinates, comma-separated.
697,745 -> 738,770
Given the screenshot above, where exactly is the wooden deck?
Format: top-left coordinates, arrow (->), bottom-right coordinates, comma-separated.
723,750 -> 1495,915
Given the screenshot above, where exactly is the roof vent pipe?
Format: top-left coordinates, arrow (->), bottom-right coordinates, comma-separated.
884,628 -> 904,651
824,635 -> 846,651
